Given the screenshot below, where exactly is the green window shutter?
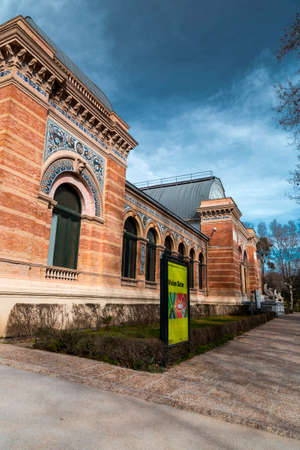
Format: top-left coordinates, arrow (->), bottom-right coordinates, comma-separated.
50,184 -> 82,270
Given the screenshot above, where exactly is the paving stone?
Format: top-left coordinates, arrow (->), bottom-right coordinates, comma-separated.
0,314 -> 300,440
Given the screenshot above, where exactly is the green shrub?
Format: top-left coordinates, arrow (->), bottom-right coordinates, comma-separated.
33,312 -> 275,371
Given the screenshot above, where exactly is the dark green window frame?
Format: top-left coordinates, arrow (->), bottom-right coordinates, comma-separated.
122,218 -> 138,279
189,249 -> 195,288
48,184 -> 82,270
199,253 -> 204,290
146,228 -> 156,282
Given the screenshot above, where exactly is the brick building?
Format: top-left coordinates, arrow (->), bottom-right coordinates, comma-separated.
0,16 -> 261,336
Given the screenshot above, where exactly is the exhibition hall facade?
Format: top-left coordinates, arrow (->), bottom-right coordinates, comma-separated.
0,16 -> 261,336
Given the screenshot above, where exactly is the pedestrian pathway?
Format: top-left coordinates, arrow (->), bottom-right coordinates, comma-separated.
1,364 -> 300,450
0,314 -> 299,440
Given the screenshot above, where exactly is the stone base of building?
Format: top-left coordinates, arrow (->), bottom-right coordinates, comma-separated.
0,278 -> 247,337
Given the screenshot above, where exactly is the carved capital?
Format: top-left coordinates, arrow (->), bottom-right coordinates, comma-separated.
45,74 -> 56,94
80,109 -> 88,123
52,85 -> 64,102
0,48 -> 5,69
25,57 -> 38,77
13,48 -> 27,69
88,117 -> 96,130
61,94 -> 72,111
36,66 -> 47,83
71,102 -> 81,116
2,44 -> 14,68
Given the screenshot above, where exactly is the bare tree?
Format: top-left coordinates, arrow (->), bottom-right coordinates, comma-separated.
269,220 -> 300,312
256,222 -> 273,284
277,12 -> 300,203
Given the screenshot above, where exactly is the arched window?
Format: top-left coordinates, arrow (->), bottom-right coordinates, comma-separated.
164,235 -> 173,256
189,249 -> 195,288
178,242 -> 185,260
239,247 -> 243,292
243,251 -> 248,293
199,253 -> 204,290
146,228 -> 157,282
48,183 -> 81,269
122,217 -> 137,279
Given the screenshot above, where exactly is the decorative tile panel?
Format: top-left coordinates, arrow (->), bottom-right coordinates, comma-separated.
81,169 -> 101,216
48,102 -> 127,161
158,222 -> 168,236
41,158 -> 73,194
124,204 -> 132,213
40,158 -> 101,216
0,70 -> 11,78
112,148 -> 126,161
44,118 -> 106,192
136,210 -> 145,227
48,101 -> 108,151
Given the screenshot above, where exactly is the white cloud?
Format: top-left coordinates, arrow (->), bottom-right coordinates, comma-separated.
127,56 -> 299,223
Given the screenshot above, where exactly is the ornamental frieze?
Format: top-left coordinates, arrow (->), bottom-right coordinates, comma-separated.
0,69 -> 11,78
44,118 -> 105,192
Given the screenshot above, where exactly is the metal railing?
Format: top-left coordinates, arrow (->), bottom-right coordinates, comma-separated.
134,170 -> 213,188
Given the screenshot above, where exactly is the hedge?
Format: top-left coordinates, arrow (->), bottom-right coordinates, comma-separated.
33,312 -> 275,371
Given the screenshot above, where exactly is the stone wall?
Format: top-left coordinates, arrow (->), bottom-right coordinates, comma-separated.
5,302 -> 249,337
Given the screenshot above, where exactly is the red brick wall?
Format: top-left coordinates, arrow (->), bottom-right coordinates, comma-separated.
0,83 -> 129,288
0,84 -> 50,277
96,157 -> 126,286
201,220 -> 241,297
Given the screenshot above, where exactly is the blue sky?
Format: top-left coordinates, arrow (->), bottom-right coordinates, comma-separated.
1,0 -> 299,225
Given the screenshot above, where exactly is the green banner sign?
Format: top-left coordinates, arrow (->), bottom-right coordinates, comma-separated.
168,261 -> 189,344
160,255 -> 190,346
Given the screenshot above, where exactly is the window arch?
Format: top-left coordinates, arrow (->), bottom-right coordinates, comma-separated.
146,228 -> 157,282
48,183 -> 82,269
164,235 -> 173,256
122,217 -> 138,279
199,253 -> 205,290
189,249 -> 195,288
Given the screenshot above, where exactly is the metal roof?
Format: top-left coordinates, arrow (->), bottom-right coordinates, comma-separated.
25,16 -> 113,112
142,177 -> 225,219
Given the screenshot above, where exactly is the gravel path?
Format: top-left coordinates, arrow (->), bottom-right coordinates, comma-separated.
0,314 -> 299,440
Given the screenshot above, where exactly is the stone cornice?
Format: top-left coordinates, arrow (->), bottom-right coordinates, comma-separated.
0,15 -> 138,161
197,197 -> 242,221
